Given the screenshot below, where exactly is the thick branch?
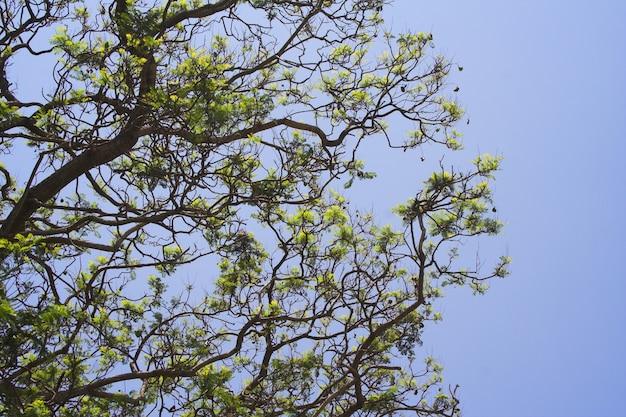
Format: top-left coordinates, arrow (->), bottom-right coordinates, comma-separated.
0,111 -> 143,238
158,0 -> 238,34
0,57 -> 156,240
191,117 -> 350,147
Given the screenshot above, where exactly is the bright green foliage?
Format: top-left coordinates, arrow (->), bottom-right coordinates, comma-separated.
0,0 -> 507,416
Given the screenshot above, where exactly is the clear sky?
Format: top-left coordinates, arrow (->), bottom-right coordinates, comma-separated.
5,1 -> 625,416
359,1 -> 626,416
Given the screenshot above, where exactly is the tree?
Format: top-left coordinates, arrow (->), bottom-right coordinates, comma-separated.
0,0 -> 510,415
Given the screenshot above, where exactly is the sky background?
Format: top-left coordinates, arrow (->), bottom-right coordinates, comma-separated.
358,1 -> 626,416
4,1 -> 625,416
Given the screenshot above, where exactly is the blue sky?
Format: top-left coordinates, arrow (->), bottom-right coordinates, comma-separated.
4,1 -> 625,416
360,1 -> 626,416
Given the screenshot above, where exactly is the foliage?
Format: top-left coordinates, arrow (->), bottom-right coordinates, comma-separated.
0,0 -> 509,415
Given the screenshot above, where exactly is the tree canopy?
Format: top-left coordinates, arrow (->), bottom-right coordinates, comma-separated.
0,0 -> 510,416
